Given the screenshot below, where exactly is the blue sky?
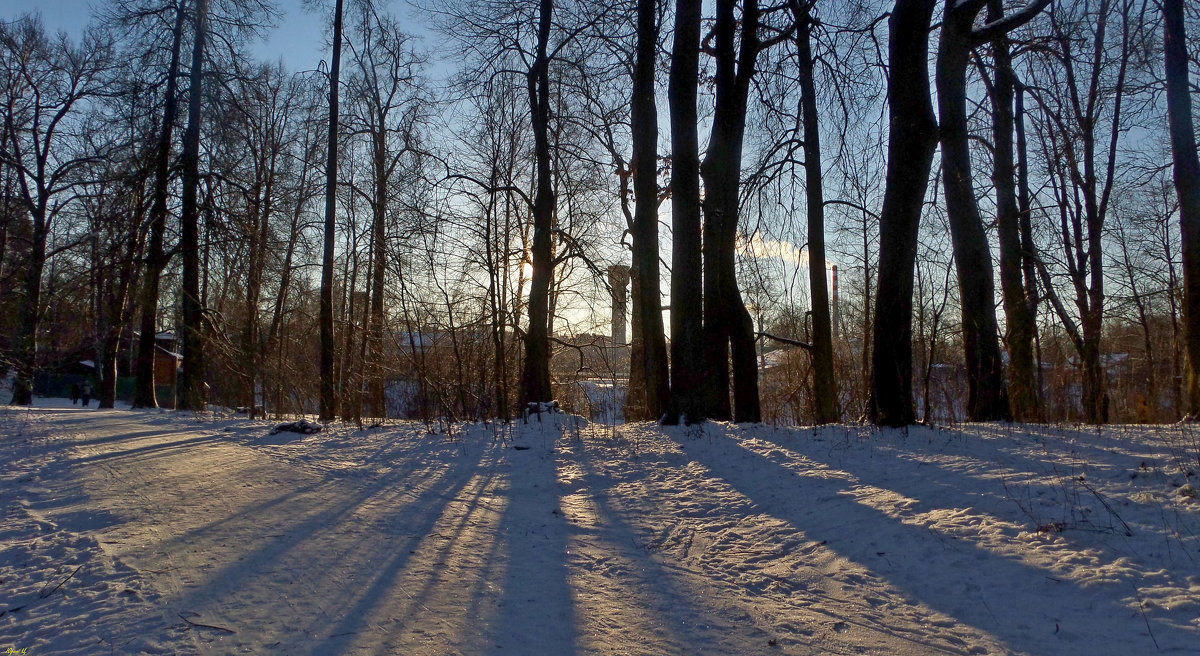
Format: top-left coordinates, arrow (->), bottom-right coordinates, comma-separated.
0,0 -> 430,73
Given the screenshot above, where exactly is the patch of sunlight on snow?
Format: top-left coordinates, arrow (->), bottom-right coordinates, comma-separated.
382,469 -> 512,652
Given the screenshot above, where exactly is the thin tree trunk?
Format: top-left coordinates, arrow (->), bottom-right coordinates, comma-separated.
367,116 -> 387,418
1015,82 -> 1042,418
339,226 -> 359,422
990,0 -> 1036,422
99,192 -> 142,409
484,162 -> 509,420
177,0 -> 209,411
869,0 -> 938,427
243,178 -> 264,417
134,0 -> 187,409
1164,0 -> 1200,418
1118,228 -> 1157,420
795,6 -> 838,424
320,0 -> 344,421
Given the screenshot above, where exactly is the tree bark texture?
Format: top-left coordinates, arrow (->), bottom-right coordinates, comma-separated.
666,0 -> 705,424
319,0 -> 344,421
628,0 -> 670,421
518,0 -> 555,409
989,0 -> 1037,422
177,0 -> 209,411
795,8 -> 839,424
869,0 -> 938,427
134,0 -> 187,409
1164,0 -> 1200,418
701,0 -> 761,423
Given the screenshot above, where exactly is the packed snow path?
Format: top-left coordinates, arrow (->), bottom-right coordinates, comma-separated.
3,402 -> 1200,654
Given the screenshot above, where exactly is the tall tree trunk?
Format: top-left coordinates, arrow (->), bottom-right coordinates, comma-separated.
320,0 -> 344,421
869,0 -> 938,427
666,0 -> 705,424
701,0 -> 761,423
97,193 -> 142,409
367,117 -> 387,418
518,0 -> 555,409
628,0 -> 670,421
177,0 -> 209,411
339,228 -> 360,422
243,157 -> 274,419
1015,83 -> 1042,416
936,1 -> 1010,422
10,202 -> 46,405
795,6 -> 839,424
485,162 -> 510,420
134,0 -> 187,409
990,0 -> 1037,422
1165,0 -> 1200,418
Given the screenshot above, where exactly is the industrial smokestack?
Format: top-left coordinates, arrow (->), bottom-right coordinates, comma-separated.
831,264 -> 839,341
608,265 -> 630,346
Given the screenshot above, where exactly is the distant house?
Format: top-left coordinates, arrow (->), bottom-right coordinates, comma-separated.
154,332 -> 181,384
153,332 -> 182,406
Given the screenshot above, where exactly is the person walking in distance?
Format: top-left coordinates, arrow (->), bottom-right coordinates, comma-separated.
80,381 -> 92,407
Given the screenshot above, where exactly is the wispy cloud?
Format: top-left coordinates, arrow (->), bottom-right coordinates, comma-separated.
737,233 -> 833,268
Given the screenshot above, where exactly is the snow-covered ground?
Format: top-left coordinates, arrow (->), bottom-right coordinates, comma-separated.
3,398 -> 1200,654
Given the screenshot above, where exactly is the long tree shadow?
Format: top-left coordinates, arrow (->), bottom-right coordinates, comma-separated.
71,432 -> 227,465
666,426 -> 1180,654
294,431 -> 579,655
163,438 -> 492,652
296,454 -> 503,654
485,441 -> 578,655
754,424 -> 1169,537
39,412 -> 500,654
762,425 -> 1196,550
561,437 -> 788,654
940,423 -> 1179,479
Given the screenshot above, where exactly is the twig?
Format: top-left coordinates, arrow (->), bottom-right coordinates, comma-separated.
39,565 -> 82,599
179,613 -> 237,634
755,331 -> 813,351
1130,586 -> 1161,650
1076,477 -> 1134,537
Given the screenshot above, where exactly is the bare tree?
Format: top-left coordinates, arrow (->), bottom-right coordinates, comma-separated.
516,0 -> 557,409
628,0 -> 669,420
176,0 -> 210,410
0,16 -> 113,405
319,0 -> 345,421
1025,0 -> 1145,423
700,0 -> 788,423
869,0 -> 938,427
344,2 -> 426,418
790,0 -> 838,424
666,0 -> 705,424
1164,0 -> 1200,418
935,0 -> 1049,422
987,0 -> 1041,421
118,0 -> 188,409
